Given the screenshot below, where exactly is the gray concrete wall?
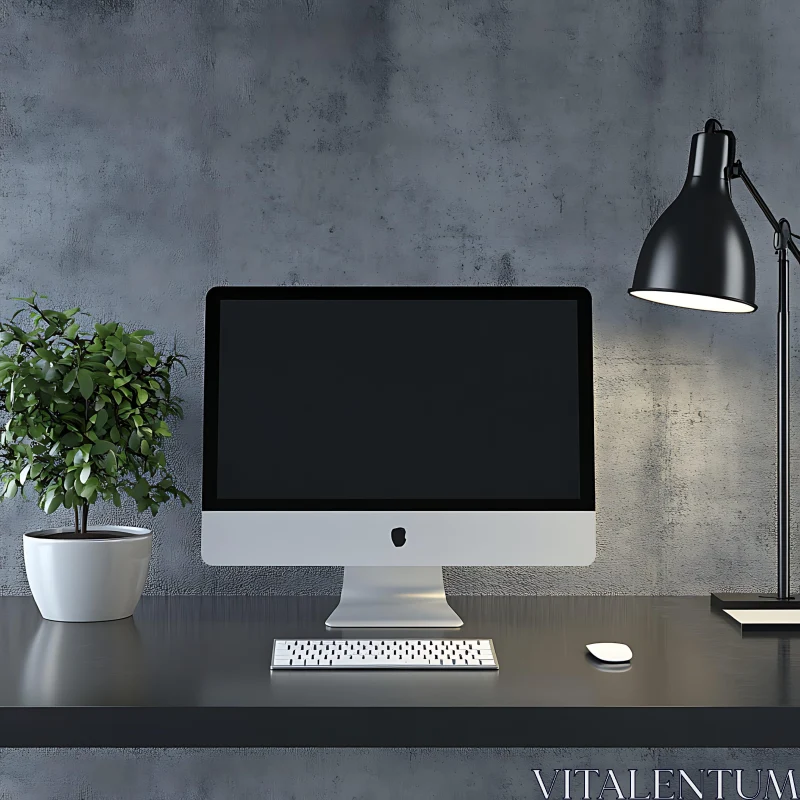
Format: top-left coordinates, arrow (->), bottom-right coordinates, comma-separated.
2,0 -> 799,796
0,749 -> 796,800
3,0 -> 796,598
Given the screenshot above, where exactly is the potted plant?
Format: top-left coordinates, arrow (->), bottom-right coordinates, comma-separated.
0,294 -> 190,622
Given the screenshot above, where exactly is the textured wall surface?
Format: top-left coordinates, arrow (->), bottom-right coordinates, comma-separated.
1,0 -> 800,600
0,748 -> 797,800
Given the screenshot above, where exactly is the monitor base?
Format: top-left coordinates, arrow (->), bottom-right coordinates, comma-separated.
325,566 -> 463,628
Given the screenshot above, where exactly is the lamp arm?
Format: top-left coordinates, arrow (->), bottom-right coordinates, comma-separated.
731,160 -> 800,261
733,159 -> 795,601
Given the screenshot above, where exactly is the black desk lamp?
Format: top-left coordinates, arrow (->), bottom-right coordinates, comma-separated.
629,118 -> 800,610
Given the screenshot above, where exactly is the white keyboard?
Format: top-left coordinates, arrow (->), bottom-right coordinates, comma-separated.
271,638 -> 499,670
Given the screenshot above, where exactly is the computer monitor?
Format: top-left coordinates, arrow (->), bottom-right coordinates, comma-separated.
202,287 -> 595,628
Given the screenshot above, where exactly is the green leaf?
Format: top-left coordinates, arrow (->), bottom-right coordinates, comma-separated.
30,463 -> 43,479
111,348 -> 126,367
109,425 -> 120,443
95,409 -> 108,431
91,440 -> 113,455
136,387 -> 148,405
18,464 -> 30,485
103,451 -> 117,474
35,347 -> 57,362
48,441 -> 60,456
132,329 -> 155,337
61,431 -> 82,447
0,331 -> 15,347
131,477 -> 149,499
111,390 -> 122,404
43,491 -> 63,513
156,422 -> 172,437
136,497 -> 150,513
64,307 -> 80,318
128,430 -> 140,451
77,477 -> 99,499
4,480 -> 17,499
64,322 -> 80,339
79,464 -> 91,484
112,489 -> 122,507
77,369 -> 93,400
133,414 -> 143,427
140,438 -> 151,456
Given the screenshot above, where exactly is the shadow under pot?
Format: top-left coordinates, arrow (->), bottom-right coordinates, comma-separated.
23,526 -> 152,622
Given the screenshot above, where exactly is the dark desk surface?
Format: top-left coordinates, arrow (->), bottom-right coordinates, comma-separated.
1,595 -> 799,747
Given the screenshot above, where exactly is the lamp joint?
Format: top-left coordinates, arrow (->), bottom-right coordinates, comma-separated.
775,219 -> 792,252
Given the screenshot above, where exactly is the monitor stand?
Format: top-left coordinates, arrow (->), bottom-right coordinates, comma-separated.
325,567 -> 463,628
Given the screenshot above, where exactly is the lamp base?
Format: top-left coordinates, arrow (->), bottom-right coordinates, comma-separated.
711,592 -> 800,610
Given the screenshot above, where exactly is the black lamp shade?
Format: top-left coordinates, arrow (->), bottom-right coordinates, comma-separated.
629,121 -> 757,312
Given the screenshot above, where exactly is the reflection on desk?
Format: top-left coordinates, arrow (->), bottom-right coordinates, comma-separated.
20,617 -> 147,706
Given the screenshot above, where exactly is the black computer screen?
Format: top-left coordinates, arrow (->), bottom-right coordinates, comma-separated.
205,288 -> 594,511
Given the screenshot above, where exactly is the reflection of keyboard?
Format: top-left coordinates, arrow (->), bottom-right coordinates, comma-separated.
270,639 -> 499,670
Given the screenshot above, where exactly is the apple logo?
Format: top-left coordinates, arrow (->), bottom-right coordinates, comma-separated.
391,527 -> 407,547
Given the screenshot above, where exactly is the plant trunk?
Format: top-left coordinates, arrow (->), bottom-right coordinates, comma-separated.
74,506 -> 80,536
81,502 -> 89,537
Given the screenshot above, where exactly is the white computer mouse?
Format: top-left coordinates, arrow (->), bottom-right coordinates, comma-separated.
586,642 -> 632,663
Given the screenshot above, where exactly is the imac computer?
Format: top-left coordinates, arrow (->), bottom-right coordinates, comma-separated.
202,287 -> 595,628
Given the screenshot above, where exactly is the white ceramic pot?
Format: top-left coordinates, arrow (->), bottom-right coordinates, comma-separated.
23,526 -> 152,622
